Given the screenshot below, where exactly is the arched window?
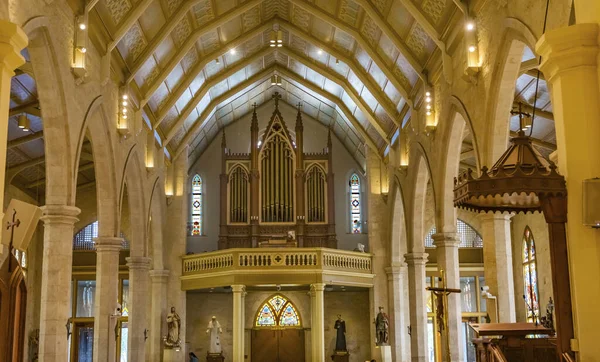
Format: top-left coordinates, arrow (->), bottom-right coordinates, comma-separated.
424,219 -> 483,248
522,227 -> 540,322
349,173 -> 362,233
191,174 -> 203,235
255,294 -> 301,327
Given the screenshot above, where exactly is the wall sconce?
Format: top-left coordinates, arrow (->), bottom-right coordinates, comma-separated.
118,91 -> 130,135
72,15 -> 88,80
146,131 -> 156,171
464,17 -> 480,72
17,114 -> 31,132
583,178 -> 600,228
424,88 -> 436,132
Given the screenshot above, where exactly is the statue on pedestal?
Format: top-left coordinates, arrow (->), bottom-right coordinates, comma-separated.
206,316 -> 223,355
375,307 -> 389,346
334,314 -> 347,352
165,306 -> 181,348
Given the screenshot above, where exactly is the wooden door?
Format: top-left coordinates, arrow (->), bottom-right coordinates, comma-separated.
252,329 -> 279,362
278,329 -> 305,362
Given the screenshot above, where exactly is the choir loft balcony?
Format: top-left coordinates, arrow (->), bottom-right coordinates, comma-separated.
181,248 -> 374,290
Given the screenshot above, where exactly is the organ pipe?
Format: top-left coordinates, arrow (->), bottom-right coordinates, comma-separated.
306,165 -> 326,223
229,166 -> 249,223
260,132 -> 295,223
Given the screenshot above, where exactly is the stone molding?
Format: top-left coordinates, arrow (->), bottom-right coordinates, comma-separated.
477,213 -> 512,223
231,284 -> 246,293
310,283 -> 326,293
39,205 -> 80,225
149,269 -> 170,282
0,20 -> 28,71
94,236 -> 124,252
404,252 -> 428,265
537,23 -> 599,82
126,256 -> 152,269
431,232 -> 460,248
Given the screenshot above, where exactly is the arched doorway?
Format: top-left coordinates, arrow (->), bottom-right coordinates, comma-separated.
251,294 -> 305,362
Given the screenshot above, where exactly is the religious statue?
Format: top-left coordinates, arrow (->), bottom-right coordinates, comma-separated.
165,306 -> 181,348
28,329 -> 39,362
540,297 -> 555,330
375,307 -> 389,345
206,316 -> 223,355
334,314 -> 347,352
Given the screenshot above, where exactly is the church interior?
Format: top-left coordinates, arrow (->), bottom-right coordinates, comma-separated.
0,0 -> 599,361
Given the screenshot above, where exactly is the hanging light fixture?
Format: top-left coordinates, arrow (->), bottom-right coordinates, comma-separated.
270,31 -> 277,47
270,75 -> 282,86
276,30 -> 283,47
18,114 -> 30,132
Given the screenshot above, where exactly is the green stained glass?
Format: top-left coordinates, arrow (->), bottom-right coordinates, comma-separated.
255,294 -> 301,327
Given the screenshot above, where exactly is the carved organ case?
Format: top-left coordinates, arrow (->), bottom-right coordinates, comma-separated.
219,93 -> 336,249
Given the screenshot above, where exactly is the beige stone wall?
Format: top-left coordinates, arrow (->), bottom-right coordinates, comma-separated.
510,212 -> 554,322
186,292 -> 234,359
324,291 -> 371,362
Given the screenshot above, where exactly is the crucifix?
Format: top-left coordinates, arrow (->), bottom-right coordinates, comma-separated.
272,91 -> 282,108
426,269 -> 461,362
6,208 -> 21,273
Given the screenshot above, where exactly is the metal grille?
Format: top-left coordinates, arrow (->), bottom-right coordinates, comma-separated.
424,219 -> 483,248
73,221 -> 130,250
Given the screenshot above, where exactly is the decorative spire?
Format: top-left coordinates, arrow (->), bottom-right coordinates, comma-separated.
272,92 -> 282,109
221,128 -> 227,149
327,127 -> 332,148
251,102 -> 258,131
295,102 -> 303,129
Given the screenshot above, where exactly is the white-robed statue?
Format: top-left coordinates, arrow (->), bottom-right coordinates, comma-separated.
206,316 -> 223,354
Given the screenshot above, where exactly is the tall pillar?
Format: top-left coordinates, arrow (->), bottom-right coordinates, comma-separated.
232,285 -> 246,362
310,283 -> 325,362
38,205 -> 80,362
537,23 -> 600,360
149,270 -> 169,361
93,237 -> 123,362
165,147 -> 189,361
478,214 -> 516,322
386,264 -> 410,362
405,252 -> 428,362
0,21 -> 26,231
127,256 -> 152,361
432,233 -> 463,362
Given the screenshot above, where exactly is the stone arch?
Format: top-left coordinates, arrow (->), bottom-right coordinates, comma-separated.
73,96 -> 119,238
407,143 -> 435,253
147,176 -> 166,270
120,147 -> 148,258
389,179 -> 408,265
485,23 -> 538,165
22,17 -> 75,205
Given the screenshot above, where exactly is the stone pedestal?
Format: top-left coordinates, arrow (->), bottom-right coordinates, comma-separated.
207,352 -> 225,362
163,348 -> 183,362
379,345 -> 392,362
331,352 -> 349,362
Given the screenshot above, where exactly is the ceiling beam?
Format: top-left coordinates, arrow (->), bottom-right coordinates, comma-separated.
281,19 -> 408,117
9,101 -> 41,117
128,0 -> 261,83
77,180 -> 96,190
395,0 -> 442,46
509,131 -> 556,151
460,149 -> 475,160
137,19 -> 276,105
512,102 -> 554,121
352,0 -> 424,79
520,58 -> 538,74
279,47 -> 391,143
286,0 -> 416,102
106,0 -> 155,51
7,156 -> 45,174
160,46 -> 274,134
8,131 -> 44,148
278,66 -> 382,155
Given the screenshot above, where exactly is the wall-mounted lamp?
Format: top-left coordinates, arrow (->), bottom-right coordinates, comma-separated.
72,14 -> 88,80
269,30 -> 283,48
424,89 -> 436,132
464,17 -> 480,72
583,178 -> 600,228
18,114 -> 30,132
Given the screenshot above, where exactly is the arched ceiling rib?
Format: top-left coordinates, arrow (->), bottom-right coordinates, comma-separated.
94,0 -> 463,159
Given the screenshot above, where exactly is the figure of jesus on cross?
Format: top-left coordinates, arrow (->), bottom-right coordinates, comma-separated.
426,269 -> 461,362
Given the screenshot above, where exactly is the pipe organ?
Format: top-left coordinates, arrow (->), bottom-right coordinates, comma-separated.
219,93 -> 336,249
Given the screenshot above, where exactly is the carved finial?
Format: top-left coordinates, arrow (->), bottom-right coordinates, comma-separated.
272,92 -> 282,108
327,127 -> 332,147
295,102 -> 303,129
221,128 -> 227,149
251,102 -> 258,131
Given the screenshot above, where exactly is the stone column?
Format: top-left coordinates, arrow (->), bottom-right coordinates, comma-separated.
405,252 -> 428,362
0,20 -> 27,230
478,214 -> 516,322
93,237 -> 123,362
310,283 -> 325,362
127,256 -> 152,361
149,269 -> 169,361
537,23 -> 600,360
432,233 -> 463,362
386,264 -> 410,362
38,205 -> 80,362
232,284 -> 246,362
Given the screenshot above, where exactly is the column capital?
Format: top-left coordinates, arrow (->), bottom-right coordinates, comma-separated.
432,232 -> 460,248
94,237 -> 123,252
537,23 -> 599,82
126,256 -> 152,270
231,284 -> 246,293
385,264 -> 407,275
310,283 -> 326,293
149,269 -> 170,282
0,20 -> 27,71
404,252 -> 428,265
40,205 -> 80,225
477,213 -> 512,223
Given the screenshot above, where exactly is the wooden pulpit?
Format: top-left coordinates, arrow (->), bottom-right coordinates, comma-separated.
470,323 -> 557,362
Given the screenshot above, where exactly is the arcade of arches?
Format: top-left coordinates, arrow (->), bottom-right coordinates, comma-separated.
0,0 -> 599,361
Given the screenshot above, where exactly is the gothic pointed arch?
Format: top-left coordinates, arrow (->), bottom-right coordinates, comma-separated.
522,226 -> 540,322
255,294 -> 301,328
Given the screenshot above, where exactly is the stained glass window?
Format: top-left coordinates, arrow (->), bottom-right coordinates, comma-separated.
191,174 -> 203,236
255,294 -> 301,327
350,173 -> 362,233
522,226 -> 540,323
